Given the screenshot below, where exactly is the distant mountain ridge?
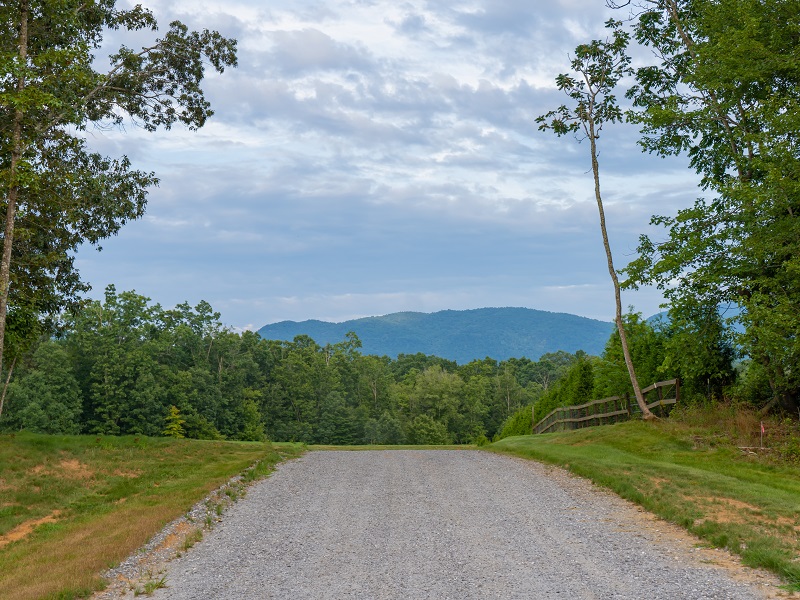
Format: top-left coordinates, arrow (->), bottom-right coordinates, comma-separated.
257,307 -> 614,364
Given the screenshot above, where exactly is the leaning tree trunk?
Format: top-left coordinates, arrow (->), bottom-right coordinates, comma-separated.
0,1 -> 28,420
588,120 -> 655,420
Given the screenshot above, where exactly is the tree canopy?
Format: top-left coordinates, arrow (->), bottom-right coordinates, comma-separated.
0,1 -> 237,417
615,0 -> 800,411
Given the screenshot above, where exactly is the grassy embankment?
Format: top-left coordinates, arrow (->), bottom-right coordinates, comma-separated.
0,433 -> 303,600
490,405 -> 800,590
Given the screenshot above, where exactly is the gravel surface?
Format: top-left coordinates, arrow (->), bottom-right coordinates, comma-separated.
142,450 -> 782,600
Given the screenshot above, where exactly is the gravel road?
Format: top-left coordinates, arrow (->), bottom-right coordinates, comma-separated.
147,450 -> 779,600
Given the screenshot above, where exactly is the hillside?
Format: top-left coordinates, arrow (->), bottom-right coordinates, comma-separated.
257,307 -> 614,363
0,433 -> 302,600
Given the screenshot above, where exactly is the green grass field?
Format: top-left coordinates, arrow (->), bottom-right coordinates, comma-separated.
490,415 -> 800,590
0,433 -> 303,600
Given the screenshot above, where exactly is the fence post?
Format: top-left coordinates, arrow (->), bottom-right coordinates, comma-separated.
531,405 -> 535,435
625,392 -> 631,417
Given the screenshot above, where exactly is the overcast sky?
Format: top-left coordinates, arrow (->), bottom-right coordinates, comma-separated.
76,0 -> 701,330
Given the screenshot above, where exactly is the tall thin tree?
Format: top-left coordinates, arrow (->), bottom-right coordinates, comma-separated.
537,20 -> 655,420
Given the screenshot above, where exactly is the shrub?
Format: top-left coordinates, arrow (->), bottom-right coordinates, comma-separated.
408,414 -> 451,445
495,405 -> 532,440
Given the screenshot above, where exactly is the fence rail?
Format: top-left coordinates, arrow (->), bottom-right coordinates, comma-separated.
532,379 -> 680,434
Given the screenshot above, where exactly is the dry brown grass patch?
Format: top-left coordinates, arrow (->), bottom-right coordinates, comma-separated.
0,510 -> 61,549
689,496 -> 800,550
59,458 -> 95,479
691,496 -> 761,526
111,468 -> 142,478
649,476 -> 670,488
1,504 -> 178,600
0,435 -> 297,600
27,457 -> 96,481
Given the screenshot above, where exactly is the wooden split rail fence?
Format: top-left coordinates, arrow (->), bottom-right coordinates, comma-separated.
532,379 -> 680,435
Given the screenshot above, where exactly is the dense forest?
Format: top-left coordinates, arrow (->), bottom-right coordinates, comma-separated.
0,286 -> 747,444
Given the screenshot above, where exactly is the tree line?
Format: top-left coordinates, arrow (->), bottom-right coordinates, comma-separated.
496,311 -> 738,439
0,287 -> 576,442
0,286 -> 752,444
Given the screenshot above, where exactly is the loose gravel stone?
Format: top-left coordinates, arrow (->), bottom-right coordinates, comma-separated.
138,450 -> 783,600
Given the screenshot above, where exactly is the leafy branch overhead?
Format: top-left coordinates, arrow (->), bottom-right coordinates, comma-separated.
8,5 -> 237,135
98,21 -> 237,132
536,19 -> 631,140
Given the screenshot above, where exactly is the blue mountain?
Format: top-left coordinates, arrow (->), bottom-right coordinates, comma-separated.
257,307 -> 615,364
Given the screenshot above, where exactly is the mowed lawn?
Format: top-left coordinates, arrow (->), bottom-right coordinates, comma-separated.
491,418 -> 800,590
0,432 -> 302,600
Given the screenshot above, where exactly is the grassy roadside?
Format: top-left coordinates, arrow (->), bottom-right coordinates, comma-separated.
489,414 -> 800,590
0,433 -> 304,600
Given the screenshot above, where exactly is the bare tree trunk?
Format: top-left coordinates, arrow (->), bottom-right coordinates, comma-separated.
0,1 -> 28,420
0,357 -> 17,421
588,120 -> 655,420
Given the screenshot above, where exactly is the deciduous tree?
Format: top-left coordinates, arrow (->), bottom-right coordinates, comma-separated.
0,1 -> 237,419
612,0 -> 800,411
